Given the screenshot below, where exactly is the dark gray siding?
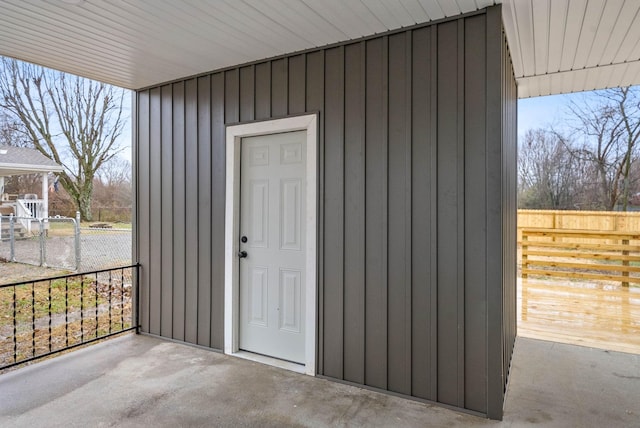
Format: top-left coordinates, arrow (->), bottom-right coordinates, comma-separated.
484,6 -> 518,419
502,19 -> 519,418
136,5 -> 516,418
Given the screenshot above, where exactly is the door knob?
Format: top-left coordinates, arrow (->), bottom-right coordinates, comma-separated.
238,250 -> 248,258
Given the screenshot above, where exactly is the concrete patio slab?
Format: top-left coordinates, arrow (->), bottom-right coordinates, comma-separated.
0,334 -> 638,427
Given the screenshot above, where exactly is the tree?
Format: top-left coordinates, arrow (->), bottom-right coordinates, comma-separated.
518,129 -> 585,209
0,57 -> 127,220
562,87 -> 640,210
0,110 -> 30,148
97,156 -> 131,189
92,156 -> 132,222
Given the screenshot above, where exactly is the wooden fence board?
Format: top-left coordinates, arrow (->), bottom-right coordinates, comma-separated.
522,226 -> 640,286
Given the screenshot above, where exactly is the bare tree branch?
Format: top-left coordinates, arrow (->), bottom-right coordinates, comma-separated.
0,58 -> 127,220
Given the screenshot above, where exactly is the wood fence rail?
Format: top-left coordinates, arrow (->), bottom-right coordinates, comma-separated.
521,228 -> 640,287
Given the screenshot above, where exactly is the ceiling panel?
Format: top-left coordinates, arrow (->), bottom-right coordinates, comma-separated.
571,0 -> 605,70
531,0 -> 549,76
600,0 -> 640,65
508,0 -> 640,97
416,0 -> 445,20
0,0 -> 639,97
546,0 -> 568,74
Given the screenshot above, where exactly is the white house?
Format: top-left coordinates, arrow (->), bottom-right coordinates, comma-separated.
0,145 -> 64,220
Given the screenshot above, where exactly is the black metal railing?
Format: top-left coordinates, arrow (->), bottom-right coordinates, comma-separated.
0,264 -> 139,370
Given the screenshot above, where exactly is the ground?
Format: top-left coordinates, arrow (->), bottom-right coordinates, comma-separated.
1,334 -> 639,427
0,262 -> 68,285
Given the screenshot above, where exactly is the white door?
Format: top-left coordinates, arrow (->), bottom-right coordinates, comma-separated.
239,131 -> 306,364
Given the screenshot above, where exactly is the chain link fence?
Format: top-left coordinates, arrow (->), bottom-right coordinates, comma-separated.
0,214 -> 132,272
79,227 -> 132,271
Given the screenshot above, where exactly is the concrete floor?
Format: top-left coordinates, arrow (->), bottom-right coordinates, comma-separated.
0,334 -> 638,427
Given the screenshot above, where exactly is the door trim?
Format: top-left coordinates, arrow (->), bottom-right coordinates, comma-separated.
224,114 -> 318,376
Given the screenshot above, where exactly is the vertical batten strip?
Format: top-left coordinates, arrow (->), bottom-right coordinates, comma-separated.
271,58 -> 288,117
343,41 -> 366,384
288,55 -> 306,114
306,50 -> 325,374
160,84 -> 174,338
485,4 -> 505,420
184,78 -> 199,344
149,87 -> 162,336
197,74 -> 212,347
240,65 -> 255,122
360,40 -> 367,386
463,14 -> 488,414
381,34 -> 389,391
404,29 -> 413,396
137,90 -> 150,333
387,31 -> 409,395
156,87 -> 164,337
172,81 -> 186,341
410,25 -> 431,400
210,72 -> 226,349
436,19 -> 461,407
323,46 -> 345,379
255,62 -> 271,120
364,37 -> 387,390
456,17 -> 466,409
429,24 -> 439,402
148,87 -> 162,336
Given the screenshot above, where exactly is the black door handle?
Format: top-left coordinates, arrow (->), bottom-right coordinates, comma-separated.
238,250 -> 248,258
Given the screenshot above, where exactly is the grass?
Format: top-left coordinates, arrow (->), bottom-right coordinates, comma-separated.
0,277 -> 98,329
0,273 -> 133,368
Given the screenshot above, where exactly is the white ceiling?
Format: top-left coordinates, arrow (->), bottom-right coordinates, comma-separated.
0,0 -> 639,98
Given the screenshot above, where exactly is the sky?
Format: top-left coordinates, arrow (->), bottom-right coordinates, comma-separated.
118,91 -> 133,163
518,92 -> 587,138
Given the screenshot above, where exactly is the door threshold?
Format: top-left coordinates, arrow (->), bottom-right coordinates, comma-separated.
232,350 -> 305,374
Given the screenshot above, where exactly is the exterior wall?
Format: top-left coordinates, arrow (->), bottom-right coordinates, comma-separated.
501,26 -> 518,415
135,5 -> 516,419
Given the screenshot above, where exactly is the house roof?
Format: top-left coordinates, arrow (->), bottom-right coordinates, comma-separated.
0,145 -> 64,176
0,0 -> 638,98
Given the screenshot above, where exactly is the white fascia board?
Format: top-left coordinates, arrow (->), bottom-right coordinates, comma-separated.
0,163 -> 65,175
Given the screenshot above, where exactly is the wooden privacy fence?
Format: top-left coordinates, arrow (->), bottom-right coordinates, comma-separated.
518,209 -> 640,245
521,228 -> 640,287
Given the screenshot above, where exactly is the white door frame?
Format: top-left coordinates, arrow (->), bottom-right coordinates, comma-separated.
224,114 -> 318,376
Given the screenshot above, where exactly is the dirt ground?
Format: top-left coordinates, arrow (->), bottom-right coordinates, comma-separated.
0,262 -> 70,286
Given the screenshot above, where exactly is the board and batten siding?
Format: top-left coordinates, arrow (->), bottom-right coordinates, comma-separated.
135,5 -> 516,419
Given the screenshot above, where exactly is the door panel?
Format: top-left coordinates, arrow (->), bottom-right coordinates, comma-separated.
249,180 -> 269,248
248,266 -> 268,327
279,269 -> 301,333
239,131 -> 306,364
280,179 -> 302,250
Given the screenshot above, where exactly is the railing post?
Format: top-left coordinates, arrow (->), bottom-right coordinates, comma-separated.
622,237 -> 630,288
75,211 -> 81,271
521,231 -> 528,280
39,219 -> 46,267
9,213 -> 15,262
135,264 -> 140,334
